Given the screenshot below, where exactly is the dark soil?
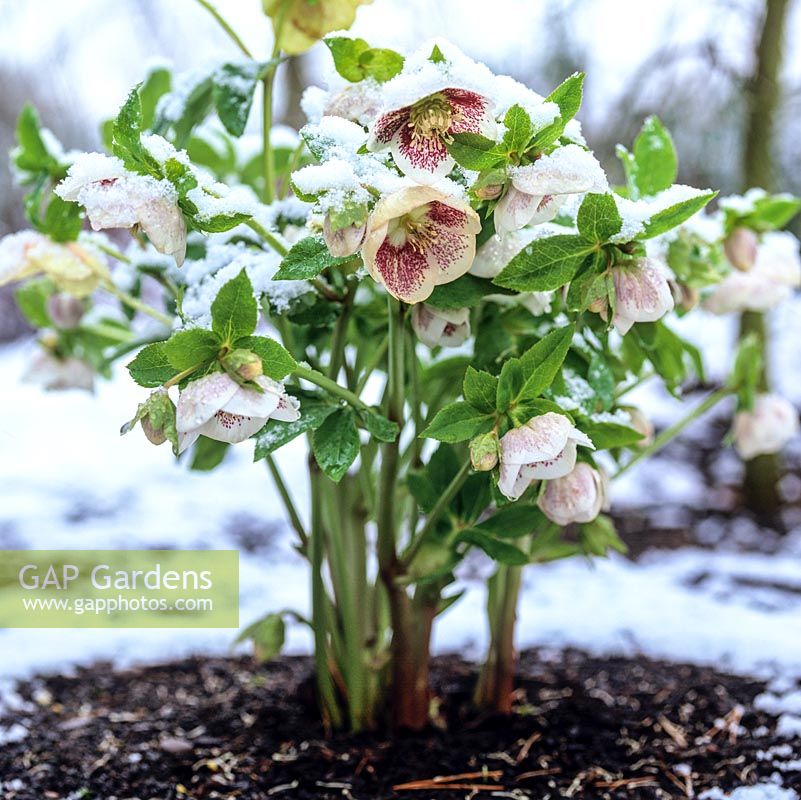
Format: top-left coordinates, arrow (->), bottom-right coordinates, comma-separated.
1,649 -> 797,800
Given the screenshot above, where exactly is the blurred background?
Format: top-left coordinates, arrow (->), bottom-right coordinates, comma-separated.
1,0 -> 801,339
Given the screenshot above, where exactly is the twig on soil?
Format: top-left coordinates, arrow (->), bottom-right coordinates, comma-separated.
515,731 -> 542,762
393,770 -> 505,792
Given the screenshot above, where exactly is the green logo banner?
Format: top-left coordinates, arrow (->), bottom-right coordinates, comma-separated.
0,550 -> 239,628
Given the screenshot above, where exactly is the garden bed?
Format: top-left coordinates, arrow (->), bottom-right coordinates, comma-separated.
1,649 -> 798,799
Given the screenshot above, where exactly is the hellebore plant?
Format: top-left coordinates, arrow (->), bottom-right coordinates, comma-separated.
4,0 -> 800,733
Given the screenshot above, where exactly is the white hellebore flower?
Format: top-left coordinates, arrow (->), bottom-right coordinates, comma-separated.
411,303 -> 470,348
498,412 -> 594,501
176,372 -> 300,453
733,393 -> 799,461
724,227 -> 758,272
606,257 -> 674,334
537,462 -> 606,526
56,153 -> 187,266
703,231 -> 801,314
362,186 -> 481,304
494,145 -> 607,235
23,351 -> 94,392
368,87 -> 495,183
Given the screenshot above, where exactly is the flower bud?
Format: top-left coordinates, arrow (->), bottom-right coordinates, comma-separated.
323,214 -> 367,258
46,293 -> 85,329
474,183 -> 503,201
537,462 -> 605,526
222,349 -> 263,382
625,406 -> 654,447
669,280 -> 699,313
121,389 -> 178,452
411,304 -> 470,348
470,431 -> 499,471
724,227 -> 758,272
733,393 -> 799,460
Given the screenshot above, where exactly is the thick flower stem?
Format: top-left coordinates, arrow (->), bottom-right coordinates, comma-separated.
474,564 -> 523,714
264,455 -> 308,552
102,282 -> 173,327
294,364 -> 372,414
192,0 -> 254,58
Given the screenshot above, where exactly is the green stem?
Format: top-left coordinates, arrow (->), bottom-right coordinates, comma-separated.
294,364 -> 371,413
163,363 -> 203,389
402,460 -> 471,567
265,455 -> 308,552
192,0 -> 254,57
327,284 -> 356,379
614,385 -> 734,479
260,5 -> 287,204
94,241 -> 132,264
310,468 -> 343,731
355,336 -> 389,395
103,282 -> 172,327
246,219 -> 288,257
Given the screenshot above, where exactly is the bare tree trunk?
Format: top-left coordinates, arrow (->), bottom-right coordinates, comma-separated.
740,0 -> 793,517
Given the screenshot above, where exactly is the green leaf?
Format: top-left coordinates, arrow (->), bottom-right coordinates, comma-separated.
426,274 -> 513,310
274,236 -> 351,281
735,194 -> 801,232
407,471 -> 439,514
516,324 -> 575,401
234,335 -> 296,380
211,269 -> 258,343
638,192 -> 717,239
496,358 -> 524,412
429,44 -> 446,63
580,514 -> 627,556
163,329 -> 222,371
42,194 -> 83,242
358,407 -> 399,442
253,392 -> 337,459
502,104 -> 534,153
463,367 -> 499,414
190,438 -> 229,471
475,504 -> 547,539
447,132 -> 505,171
628,115 -> 678,198
15,279 -> 53,328
13,105 -> 60,175
565,255 -> 608,311
235,613 -> 286,662
587,354 -> 615,411
112,87 -> 151,173
530,72 -> 585,148
576,193 -> 623,242
422,401 -> 495,443
158,75 -> 215,148
578,420 -> 642,449
457,529 -> 529,565
324,37 -> 404,83
311,408 -> 361,482
493,234 -> 596,292
213,61 -> 274,137
127,342 -> 176,387
139,66 -> 172,129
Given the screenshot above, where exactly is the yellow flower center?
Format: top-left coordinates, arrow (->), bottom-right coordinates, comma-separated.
407,94 -> 455,143
387,206 -> 439,252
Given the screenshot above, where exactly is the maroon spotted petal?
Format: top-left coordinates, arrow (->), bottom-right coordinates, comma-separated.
371,106 -> 410,145
443,88 -> 491,135
373,237 -> 430,302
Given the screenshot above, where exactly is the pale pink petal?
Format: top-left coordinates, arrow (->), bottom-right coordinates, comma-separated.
175,372 -> 239,433
500,413 -> 572,466
734,393 -> 799,460
442,89 -> 494,135
537,462 -> 603,525
498,462 -> 532,501
270,393 -> 301,422
521,438 -> 578,481
224,382 -> 282,418
138,198 -> 188,267
177,430 -> 201,455
367,106 -> 410,148
197,410 -> 268,444
612,259 -> 674,334
494,186 -> 542,234
390,125 -> 454,183
373,237 -> 433,304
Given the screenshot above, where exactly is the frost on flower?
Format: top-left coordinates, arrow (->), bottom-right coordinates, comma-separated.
411,304 -> 470,348
498,412 -> 594,501
176,372 -> 300,453
733,394 -> 799,461
494,145 -> 607,235
362,186 -> 480,303
537,462 -> 606,526
0,231 -> 109,297
602,257 -> 675,334
703,230 -> 801,314
56,152 -> 187,266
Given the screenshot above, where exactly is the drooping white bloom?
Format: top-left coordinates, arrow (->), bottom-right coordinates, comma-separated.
176,372 -> 300,453
22,351 -> 94,392
626,406 -> 655,447
606,257 -> 674,334
0,231 -> 109,298
733,394 -> 799,460
56,153 -> 187,266
498,412 -> 594,501
494,145 -> 607,235
537,462 -> 606,525
362,186 -> 481,304
411,303 -> 470,348
704,231 -> 801,314
323,214 -> 367,257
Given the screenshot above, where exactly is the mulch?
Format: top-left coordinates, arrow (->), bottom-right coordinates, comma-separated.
0,649 -> 796,799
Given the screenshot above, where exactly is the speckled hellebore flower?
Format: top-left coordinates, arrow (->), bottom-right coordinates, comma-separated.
361,186 -> 481,303
494,145 -> 606,235
368,88 -> 495,182
604,258 -> 675,334
56,153 -> 187,266
537,462 -> 607,526
0,231 -> 109,298
498,412 -> 594,501
411,303 -> 471,348
733,394 -> 799,461
176,372 -> 300,453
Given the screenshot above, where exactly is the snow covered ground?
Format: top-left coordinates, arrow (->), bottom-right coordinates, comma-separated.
1,301 -> 801,796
